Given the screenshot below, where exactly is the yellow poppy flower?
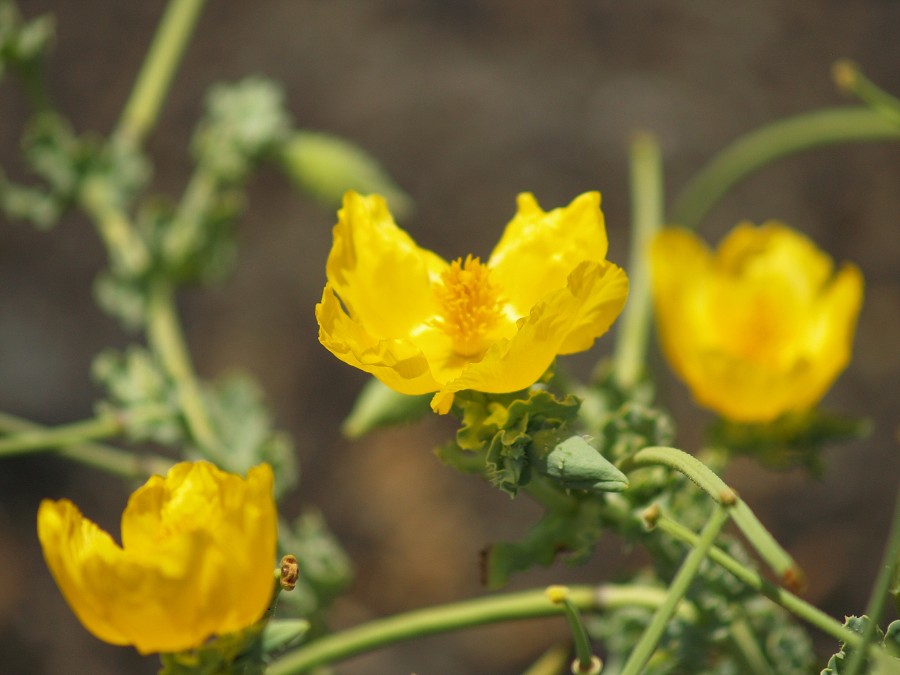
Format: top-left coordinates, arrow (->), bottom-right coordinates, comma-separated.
650,222 -> 863,423
37,461 -> 277,655
316,191 -> 629,413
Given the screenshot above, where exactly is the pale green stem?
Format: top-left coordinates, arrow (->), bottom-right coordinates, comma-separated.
619,504 -> 732,675
832,60 -> 900,127
626,446 -> 801,584
522,644 -> 570,675
146,278 -> 219,452
267,584 -> 682,675
553,590 -> 597,672
613,132 -> 664,390
843,491 -> 900,675
0,414 -> 121,456
670,107 -> 900,230
113,0 -> 208,146
79,175 -> 151,277
654,513 -> 883,656
0,411 -> 172,478
729,615 -> 774,675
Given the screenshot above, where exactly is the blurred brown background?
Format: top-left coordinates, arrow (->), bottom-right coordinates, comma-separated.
1,1 -> 899,673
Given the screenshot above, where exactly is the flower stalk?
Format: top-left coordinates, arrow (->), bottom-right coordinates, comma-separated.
619,504 -> 732,675
146,278 -> 220,452
0,414 -> 122,457
0,411 -> 171,478
268,584 -> 681,675
653,511 -> 896,670
613,131 -> 664,390
670,107 -> 900,230
114,0 -> 208,146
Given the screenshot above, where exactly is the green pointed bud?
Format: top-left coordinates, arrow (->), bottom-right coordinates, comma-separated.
280,130 -> 413,218
260,619 -> 310,653
342,378 -> 431,438
534,435 -> 628,493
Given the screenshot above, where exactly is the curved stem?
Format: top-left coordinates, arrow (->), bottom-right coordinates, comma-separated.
832,60 -> 900,127
0,414 -> 121,456
670,107 -> 900,230
146,278 -> 219,452
627,445 -> 731,501
620,504 -> 732,675
114,0 -> 208,146
613,132 -> 664,389
627,446 -> 801,584
267,584 -> 678,675
655,513 -> 871,651
0,411 -> 172,478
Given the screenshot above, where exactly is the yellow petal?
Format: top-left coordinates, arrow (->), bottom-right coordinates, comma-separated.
38,462 -> 277,655
37,499 -> 131,647
317,284 -> 444,395
326,191 -> 445,339
488,192 -> 609,316
437,260 -> 628,401
650,224 -> 864,422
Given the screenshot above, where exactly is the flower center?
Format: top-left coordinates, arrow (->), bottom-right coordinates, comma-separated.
433,255 -> 504,357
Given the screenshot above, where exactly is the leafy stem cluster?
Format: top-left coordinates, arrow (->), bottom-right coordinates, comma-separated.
1,1 -> 899,674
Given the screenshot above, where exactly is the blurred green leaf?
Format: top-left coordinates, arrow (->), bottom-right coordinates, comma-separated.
201,373 -> 298,498
280,130 -> 412,219
92,346 -> 184,444
341,377 -> 431,438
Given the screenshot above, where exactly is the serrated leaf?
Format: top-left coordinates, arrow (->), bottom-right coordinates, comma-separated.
201,374 -> 298,497
92,346 -> 183,444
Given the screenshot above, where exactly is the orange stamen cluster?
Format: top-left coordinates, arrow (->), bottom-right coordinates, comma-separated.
433,255 -> 504,357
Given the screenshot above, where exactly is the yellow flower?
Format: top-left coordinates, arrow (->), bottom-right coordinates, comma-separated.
37,461 -> 277,655
650,222 -> 863,423
316,191 -> 629,413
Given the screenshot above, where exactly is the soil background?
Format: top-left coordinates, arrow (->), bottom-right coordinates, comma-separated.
1,1 -> 898,673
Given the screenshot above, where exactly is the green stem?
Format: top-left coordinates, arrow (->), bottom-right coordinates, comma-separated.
670,107 -> 900,230
522,644 -> 569,675
627,445 -> 732,502
267,584 -> 677,675
627,446 -> 801,583
832,60 -> 900,127
0,414 -> 121,456
728,614 -> 774,675
843,491 -> 900,675
113,0 -> 207,146
146,278 -> 219,452
731,500 -> 803,590
620,504 -> 732,675
613,132 -> 664,389
0,411 -> 172,478
655,513 -> 876,652
79,175 -> 151,277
